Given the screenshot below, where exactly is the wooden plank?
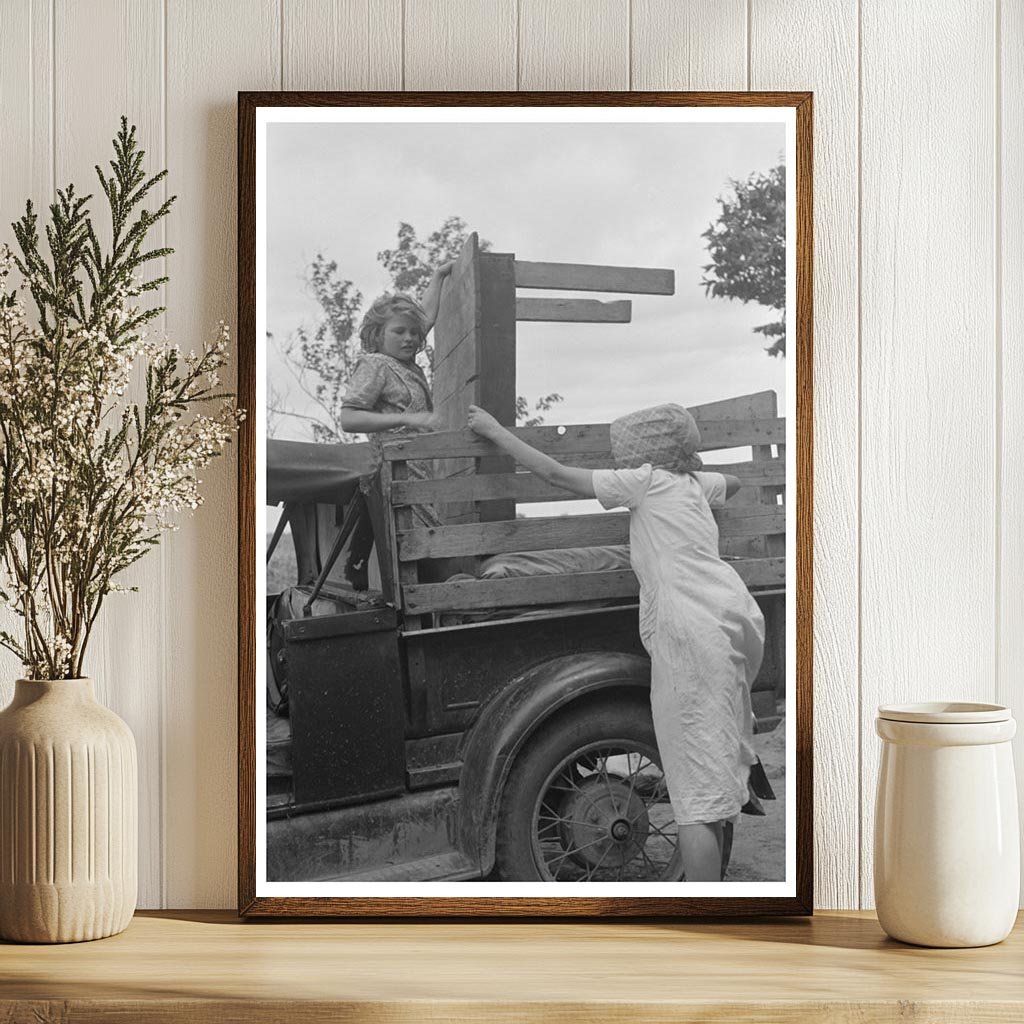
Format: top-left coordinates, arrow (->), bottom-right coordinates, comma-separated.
753,3 -> 859,911
10,910 -> 1024,1010
406,569 -> 640,613
404,558 -> 784,614
399,508 -> 784,561
432,234 -> 479,371
516,297 -> 631,323
1000,0 -> 1024,906
391,459 -> 787,506
0,0 -> 51,243
476,252 -> 517,522
164,0 -> 280,909
717,510 -> 786,540
631,0 -> 747,90
54,0 -> 165,910
404,0 -> 517,90
691,391 -> 777,423
519,0 -> 629,90
283,0 -> 401,89
399,512 -> 630,561
382,419 -> 787,461
702,395 -> 779,554
513,260 -> 674,295
394,464 -> 422,632
859,0 -> 997,909
431,234 -> 482,524
0,1 -> 52,698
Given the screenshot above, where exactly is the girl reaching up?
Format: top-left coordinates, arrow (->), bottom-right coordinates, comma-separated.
466,402 -> 766,882
338,263 -> 452,589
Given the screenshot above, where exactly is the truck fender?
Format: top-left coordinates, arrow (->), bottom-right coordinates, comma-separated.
457,650 -> 651,876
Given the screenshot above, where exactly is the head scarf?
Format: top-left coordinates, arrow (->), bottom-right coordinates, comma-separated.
610,403 -> 703,473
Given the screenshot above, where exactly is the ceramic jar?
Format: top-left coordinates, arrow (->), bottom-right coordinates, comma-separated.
874,702 -> 1019,948
0,678 -> 137,943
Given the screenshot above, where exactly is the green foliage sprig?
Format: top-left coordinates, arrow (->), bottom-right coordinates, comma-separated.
0,117 -> 241,679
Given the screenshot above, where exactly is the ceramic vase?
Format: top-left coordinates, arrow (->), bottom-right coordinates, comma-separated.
874,702 -> 1019,948
0,678 -> 137,943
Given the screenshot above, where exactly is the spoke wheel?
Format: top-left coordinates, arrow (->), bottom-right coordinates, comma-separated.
495,702 -> 683,882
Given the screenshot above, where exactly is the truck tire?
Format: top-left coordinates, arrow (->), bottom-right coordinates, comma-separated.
494,701 -> 687,882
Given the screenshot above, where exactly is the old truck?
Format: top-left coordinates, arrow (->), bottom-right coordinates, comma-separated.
265,235 -> 786,883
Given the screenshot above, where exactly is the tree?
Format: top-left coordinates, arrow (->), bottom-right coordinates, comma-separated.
272,217 -> 562,441
377,215 -> 490,303
272,256 -> 363,442
516,393 -> 564,428
701,163 -> 786,357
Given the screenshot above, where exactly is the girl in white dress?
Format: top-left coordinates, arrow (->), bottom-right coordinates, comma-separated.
467,402 -> 766,882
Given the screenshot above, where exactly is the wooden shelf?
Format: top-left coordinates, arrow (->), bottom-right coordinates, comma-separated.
2,910 -> 1022,1022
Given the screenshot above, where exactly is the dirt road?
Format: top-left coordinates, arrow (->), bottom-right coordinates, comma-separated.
727,717 -> 787,882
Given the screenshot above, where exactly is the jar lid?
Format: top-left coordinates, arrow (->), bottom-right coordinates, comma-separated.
877,701 -> 1011,724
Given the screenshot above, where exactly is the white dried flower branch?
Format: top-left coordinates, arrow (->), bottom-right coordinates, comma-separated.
0,118 -> 241,679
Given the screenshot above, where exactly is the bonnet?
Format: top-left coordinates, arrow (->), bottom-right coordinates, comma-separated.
609,403 -> 703,474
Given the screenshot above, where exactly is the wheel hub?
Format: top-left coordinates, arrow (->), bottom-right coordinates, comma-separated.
559,775 -> 650,868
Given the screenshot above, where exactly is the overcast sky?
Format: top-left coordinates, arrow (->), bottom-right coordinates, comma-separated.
266,118 -> 786,448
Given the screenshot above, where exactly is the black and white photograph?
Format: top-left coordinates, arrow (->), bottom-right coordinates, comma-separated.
244,96 -> 807,911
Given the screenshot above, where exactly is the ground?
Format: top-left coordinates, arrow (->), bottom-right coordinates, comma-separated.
727,715 -> 787,881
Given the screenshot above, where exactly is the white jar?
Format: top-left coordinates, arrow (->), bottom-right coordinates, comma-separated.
874,702 -> 1019,947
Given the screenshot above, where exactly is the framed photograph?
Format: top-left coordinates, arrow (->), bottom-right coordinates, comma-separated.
238,91 -> 812,916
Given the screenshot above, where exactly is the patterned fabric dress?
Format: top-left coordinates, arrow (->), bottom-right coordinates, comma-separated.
341,352 -> 442,528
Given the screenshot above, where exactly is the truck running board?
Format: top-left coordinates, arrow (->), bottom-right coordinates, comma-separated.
323,851 -> 480,883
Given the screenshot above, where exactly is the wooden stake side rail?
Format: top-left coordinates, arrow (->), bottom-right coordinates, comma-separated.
381,420 -> 787,461
402,558 -> 785,613
515,296 -> 632,322
397,508 -> 786,561
513,259 -> 675,294
3,911 -> 1022,1022
390,457 -> 787,505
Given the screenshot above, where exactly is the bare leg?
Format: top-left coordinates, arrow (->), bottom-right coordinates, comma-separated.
677,821 -> 724,881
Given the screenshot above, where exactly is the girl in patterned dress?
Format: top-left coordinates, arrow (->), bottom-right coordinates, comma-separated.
339,265 -> 452,587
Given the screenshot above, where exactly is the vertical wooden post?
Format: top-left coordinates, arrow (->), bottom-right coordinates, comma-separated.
476,251 -> 517,523
431,234 -> 481,527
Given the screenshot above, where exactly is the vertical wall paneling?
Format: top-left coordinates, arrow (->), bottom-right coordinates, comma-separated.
283,0 -> 401,90
749,0 -> 860,910
0,0 -> 52,236
518,0 -> 629,90
53,0 -> 166,909
0,1 -> 54,698
1000,0 -> 1024,898
404,0 -> 516,90
164,0 -> 280,907
630,0 -> 746,90
860,1 -> 998,908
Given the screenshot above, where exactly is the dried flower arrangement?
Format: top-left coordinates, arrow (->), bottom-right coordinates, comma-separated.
0,118 -> 241,679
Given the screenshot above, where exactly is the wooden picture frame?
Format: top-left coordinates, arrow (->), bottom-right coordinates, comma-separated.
238,91 -> 813,917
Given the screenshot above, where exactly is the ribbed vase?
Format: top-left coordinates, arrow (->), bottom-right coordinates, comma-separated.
0,678 -> 137,943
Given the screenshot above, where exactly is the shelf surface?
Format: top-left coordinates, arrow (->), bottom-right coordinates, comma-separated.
1,910 -> 1023,1022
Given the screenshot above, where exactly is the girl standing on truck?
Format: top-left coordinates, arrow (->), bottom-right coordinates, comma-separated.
338,264 -> 452,588
466,402 -> 765,882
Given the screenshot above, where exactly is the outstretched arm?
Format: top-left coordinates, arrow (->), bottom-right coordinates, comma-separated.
723,474 -> 741,499
467,405 -> 596,499
420,261 -> 455,332
340,408 -> 441,434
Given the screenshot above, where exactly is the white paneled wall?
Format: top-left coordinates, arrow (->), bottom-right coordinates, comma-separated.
0,0 -> 1018,910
